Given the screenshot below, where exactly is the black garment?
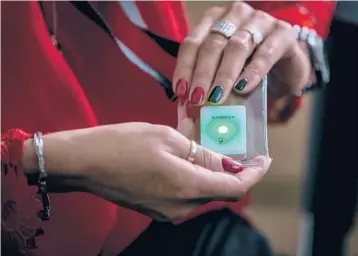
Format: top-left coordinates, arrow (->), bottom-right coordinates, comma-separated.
303,18 -> 358,256
119,209 -> 275,256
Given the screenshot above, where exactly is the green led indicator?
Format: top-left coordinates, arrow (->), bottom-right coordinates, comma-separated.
206,119 -> 239,145
200,105 -> 246,156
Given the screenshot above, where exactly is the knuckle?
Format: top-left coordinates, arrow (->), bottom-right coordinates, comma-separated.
227,36 -> 251,53
215,70 -> 236,85
253,10 -> 274,22
276,20 -> 293,30
181,36 -> 200,51
201,36 -> 226,54
161,125 -> 177,138
153,125 -> 189,156
154,125 -> 178,143
231,1 -> 246,11
256,45 -> 276,63
204,6 -> 225,18
177,37 -> 200,70
275,21 -> 296,43
245,59 -> 266,78
230,1 -> 253,17
200,147 -> 214,169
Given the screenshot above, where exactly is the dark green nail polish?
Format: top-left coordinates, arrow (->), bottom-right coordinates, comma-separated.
208,86 -> 223,103
235,79 -> 248,91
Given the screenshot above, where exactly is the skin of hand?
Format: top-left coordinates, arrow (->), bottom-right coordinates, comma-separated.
267,41 -> 315,123
22,122 -> 271,221
173,1 -> 311,117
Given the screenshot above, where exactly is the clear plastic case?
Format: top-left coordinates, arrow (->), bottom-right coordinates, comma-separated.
177,76 -> 269,167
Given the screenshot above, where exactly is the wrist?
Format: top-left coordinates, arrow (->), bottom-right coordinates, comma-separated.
22,133 -> 89,193
22,138 -> 37,175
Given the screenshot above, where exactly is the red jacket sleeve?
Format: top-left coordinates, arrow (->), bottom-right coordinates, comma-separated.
248,1 -> 336,38
1,129 -> 45,254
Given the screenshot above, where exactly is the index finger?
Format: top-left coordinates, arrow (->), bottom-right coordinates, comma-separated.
172,7 -> 225,103
234,21 -> 296,95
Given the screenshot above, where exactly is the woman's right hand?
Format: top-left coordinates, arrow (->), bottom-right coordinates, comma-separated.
23,122 -> 271,221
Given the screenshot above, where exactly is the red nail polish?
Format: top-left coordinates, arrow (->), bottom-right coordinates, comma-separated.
295,95 -> 303,108
222,158 -> 243,174
190,87 -> 205,105
175,79 -> 188,97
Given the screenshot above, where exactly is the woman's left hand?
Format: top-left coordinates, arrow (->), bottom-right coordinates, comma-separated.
173,1 -> 311,106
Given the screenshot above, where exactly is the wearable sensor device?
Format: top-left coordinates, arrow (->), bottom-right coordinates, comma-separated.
200,105 -> 246,159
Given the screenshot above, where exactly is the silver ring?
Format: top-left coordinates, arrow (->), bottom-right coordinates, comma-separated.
186,140 -> 197,163
210,20 -> 237,39
241,28 -> 263,45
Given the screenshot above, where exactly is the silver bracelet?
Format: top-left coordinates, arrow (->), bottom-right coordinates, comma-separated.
33,132 -> 51,220
293,25 -> 330,94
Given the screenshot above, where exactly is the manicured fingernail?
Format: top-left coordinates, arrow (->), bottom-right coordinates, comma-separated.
295,95 -> 303,107
208,86 -> 223,103
234,79 -> 248,91
222,158 -> 243,174
190,87 -> 205,105
175,79 -> 187,97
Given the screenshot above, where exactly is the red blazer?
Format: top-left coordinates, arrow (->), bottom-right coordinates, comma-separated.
1,1 -> 335,255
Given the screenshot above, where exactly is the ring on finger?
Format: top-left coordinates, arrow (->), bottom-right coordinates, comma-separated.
239,28 -> 263,46
186,140 -> 198,163
210,20 -> 237,39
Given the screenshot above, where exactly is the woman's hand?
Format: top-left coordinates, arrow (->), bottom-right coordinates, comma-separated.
23,123 -> 271,221
173,1 -> 311,106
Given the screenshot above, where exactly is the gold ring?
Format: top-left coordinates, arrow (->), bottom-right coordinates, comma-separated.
186,140 -> 197,163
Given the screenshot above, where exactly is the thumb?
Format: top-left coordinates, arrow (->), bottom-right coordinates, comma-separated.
192,144 -> 244,174
167,150 -> 272,201
167,153 -> 245,201
192,155 -> 272,200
